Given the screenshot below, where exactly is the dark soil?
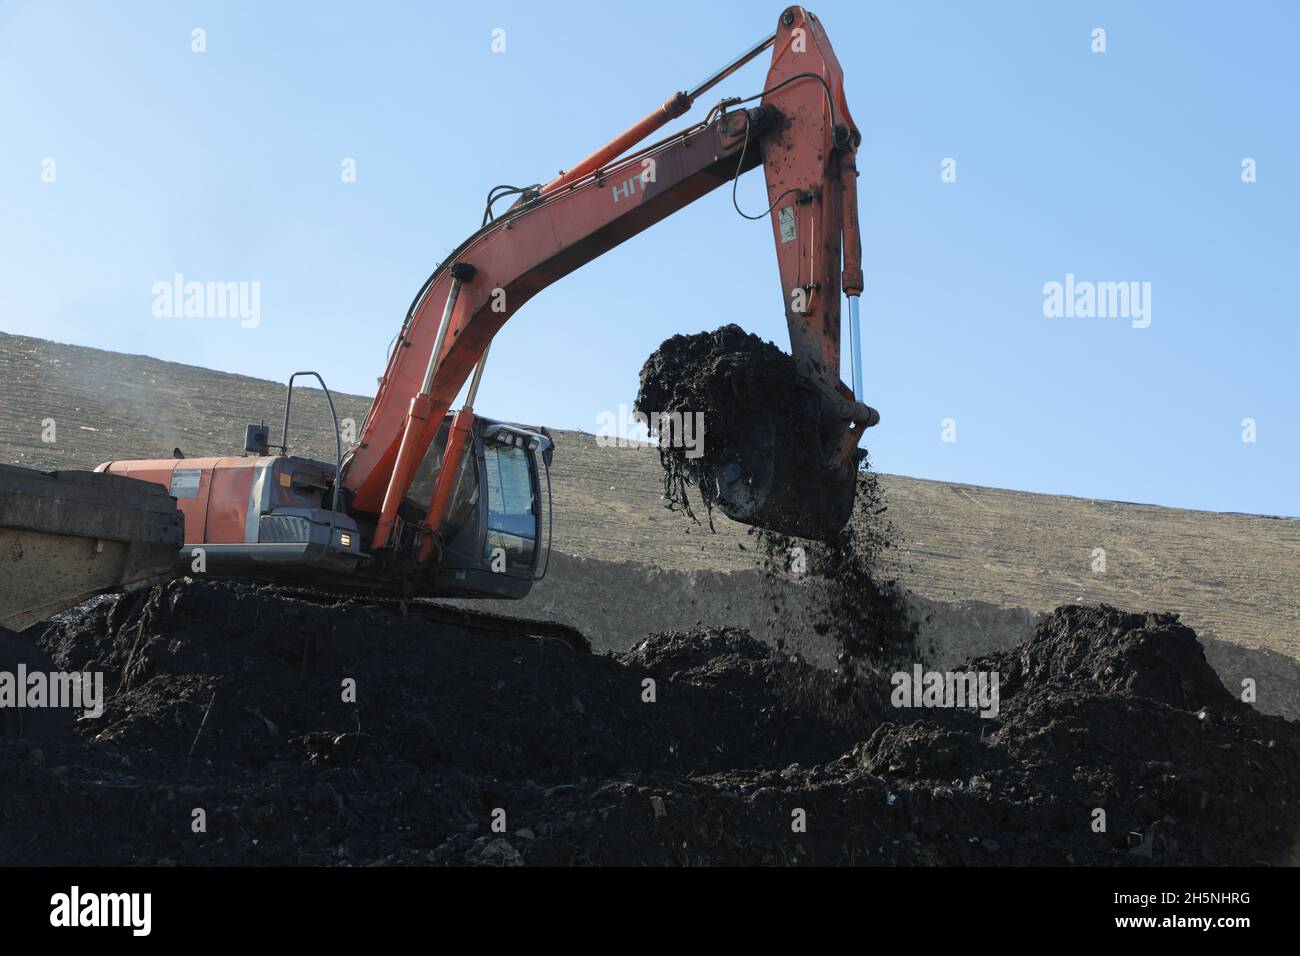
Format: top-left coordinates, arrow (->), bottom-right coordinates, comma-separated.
753,468 -> 920,680
636,325 -> 787,526
3,582 -> 1297,865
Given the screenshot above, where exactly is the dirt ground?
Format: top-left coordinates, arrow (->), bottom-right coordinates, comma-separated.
5,580 -> 1298,866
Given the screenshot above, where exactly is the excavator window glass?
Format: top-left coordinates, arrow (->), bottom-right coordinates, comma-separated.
406,419 -> 481,542
442,449 -> 478,537
482,441 -> 536,574
405,422 -> 452,518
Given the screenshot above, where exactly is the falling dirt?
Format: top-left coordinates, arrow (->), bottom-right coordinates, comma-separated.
753,467 -> 920,681
3,580 -> 1298,865
637,324 -> 917,678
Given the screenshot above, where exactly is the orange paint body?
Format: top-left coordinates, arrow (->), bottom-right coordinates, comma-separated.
97,458 -> 259,543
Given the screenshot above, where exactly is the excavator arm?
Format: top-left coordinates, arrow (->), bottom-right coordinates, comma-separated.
345,6 -> 878,553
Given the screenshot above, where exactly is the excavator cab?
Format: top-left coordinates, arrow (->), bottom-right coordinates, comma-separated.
406,416 -> 553,599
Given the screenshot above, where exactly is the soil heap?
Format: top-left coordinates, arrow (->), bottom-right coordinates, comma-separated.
2,582 -> 1296,865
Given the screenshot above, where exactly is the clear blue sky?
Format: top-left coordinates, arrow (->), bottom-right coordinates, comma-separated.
2,1 -> 1296,516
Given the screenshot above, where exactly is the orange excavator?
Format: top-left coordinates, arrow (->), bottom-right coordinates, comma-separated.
94,6 -> 879,603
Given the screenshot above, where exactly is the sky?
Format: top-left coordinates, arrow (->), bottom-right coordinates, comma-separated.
1,0 -> 1296,516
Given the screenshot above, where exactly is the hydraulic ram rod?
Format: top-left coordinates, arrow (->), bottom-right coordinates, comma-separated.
543,31 -> 776,195
847,295 -> 864,402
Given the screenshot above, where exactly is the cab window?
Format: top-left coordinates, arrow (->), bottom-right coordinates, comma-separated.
482,441 -> 536,573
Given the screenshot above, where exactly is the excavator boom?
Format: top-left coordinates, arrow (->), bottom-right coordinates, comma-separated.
347,5 -> 877,553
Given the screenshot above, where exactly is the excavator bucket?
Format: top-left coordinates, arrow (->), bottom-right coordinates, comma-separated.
706,391 -> 861,541
636,325 -> 870,543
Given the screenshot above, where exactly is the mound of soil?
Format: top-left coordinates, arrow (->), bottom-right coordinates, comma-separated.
31,581 -> 865,779
3,581 -> 1297,865
974,605 -> 1234,710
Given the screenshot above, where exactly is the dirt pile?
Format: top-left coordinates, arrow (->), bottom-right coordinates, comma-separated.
861,605 -> 1300,864
3,581 -> 1297,865
975,605 -> 1235,709
31,581 -> 864,778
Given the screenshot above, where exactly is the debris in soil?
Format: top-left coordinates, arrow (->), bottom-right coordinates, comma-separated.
5,580 -> 1298,865
635,324 -> 857,538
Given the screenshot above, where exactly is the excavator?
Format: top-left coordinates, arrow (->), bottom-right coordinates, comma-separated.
5,6 -> 879,629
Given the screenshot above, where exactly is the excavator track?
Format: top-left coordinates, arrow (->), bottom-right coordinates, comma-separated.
273,585 -> 591,654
